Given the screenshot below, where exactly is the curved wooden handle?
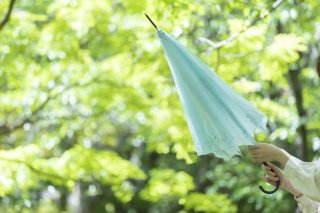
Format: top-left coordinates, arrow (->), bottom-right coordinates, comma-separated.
258,162 -> 280,194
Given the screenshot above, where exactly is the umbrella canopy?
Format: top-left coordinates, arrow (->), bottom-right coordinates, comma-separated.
145,13 -> 279,194
157,29 -> 268,160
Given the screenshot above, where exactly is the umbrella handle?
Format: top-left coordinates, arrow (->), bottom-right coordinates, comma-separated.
258,162 -> 280,194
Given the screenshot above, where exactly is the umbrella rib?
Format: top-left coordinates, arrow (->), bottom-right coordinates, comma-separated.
144,13 -> 158,30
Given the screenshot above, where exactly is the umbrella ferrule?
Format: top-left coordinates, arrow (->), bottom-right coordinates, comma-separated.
145,13 -> 158,30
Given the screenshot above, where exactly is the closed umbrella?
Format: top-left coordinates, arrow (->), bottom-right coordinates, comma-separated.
145,14 -> 280,194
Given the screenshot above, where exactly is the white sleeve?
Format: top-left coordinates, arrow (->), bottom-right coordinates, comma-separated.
283,154 -> 320,202
294,194 -> 320,213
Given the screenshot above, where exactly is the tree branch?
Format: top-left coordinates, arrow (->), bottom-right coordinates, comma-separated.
0,88 -> 54,134
0,156 -> 69,181
0,77 -> 114,135
198,0 -> 284,51
0,0 -> 16,31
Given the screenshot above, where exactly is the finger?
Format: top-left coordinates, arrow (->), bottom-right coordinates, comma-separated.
266,162 -> 280,172
252,156 -> 264,162
249,150 -> 258,155
262,176 -> 275,186
252,157 -> 261,162
251,153 -> 259,158
255,144 -> 262,148
262,165 -> 271,171
266,170 -> 276,176
266,175 -> 279,181
266,161 -> 276,169
248,148 -> 260,155
262,176 -> 268,182
248,145 -> 259,151
254,154 -> 268,162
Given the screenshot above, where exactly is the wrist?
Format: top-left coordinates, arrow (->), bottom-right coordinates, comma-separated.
292,190 -> 303,198
286,184 -> 302,197
277,149 -> 289,167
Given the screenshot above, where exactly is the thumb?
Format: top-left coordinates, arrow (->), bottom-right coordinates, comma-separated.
248,145 -> 258,151
266,162 -> 281,174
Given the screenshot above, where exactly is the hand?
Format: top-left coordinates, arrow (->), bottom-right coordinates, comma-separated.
262,161 -> 288,189
262,162 -> 302,198
248,143 -> 289,166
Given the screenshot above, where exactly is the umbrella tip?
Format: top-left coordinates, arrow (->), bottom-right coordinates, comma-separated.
144,13 -> 158,30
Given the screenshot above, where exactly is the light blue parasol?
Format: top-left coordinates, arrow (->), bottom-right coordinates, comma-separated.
145,14 -> 280,194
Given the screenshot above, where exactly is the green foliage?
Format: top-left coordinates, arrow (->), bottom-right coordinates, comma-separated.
0,145 -> 146,203
259,34 -> 307,82
0,0 -> 319,212
182,193 -> 237,213
140,169 -> 194,202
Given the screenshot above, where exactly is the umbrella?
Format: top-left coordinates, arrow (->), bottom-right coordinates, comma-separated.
145,14 -> 280,194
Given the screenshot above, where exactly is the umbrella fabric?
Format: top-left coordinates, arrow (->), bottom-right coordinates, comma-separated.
157,29 -> 268,160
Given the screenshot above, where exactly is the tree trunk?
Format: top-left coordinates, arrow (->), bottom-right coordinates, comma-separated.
288,69 -> 308,161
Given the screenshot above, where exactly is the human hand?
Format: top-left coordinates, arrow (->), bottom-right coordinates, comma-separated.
262,162 -> 302,197
262,161 -> 288,189
248,143 -> 289,167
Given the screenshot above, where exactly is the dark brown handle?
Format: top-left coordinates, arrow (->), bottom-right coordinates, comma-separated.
259,162 -> 280,194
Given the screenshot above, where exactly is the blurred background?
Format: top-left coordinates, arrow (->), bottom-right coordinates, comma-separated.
0,0 -> 319,212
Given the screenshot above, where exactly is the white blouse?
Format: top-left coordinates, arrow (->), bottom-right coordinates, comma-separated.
293,195 -> 320,213
283,153 -> 320,212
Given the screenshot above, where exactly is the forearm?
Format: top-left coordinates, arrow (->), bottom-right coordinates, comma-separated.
286,184 -> 302,198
